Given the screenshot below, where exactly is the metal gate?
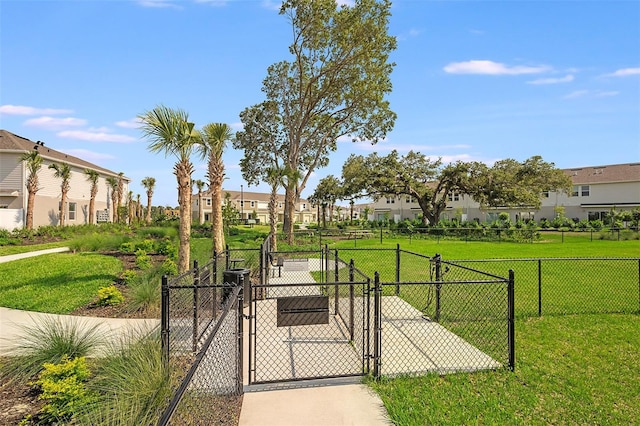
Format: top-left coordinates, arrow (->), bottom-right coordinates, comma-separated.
248,254 -> 371,384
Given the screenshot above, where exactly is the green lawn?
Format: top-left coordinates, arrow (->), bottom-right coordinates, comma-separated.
370,314 -> 640,425
0,252 -> 122,313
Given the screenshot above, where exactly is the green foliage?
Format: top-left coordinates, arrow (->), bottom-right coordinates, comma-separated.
119,241 -> 136,253
32,356 -> 96,423
136,239 -> 155,252
96,285 -> 124,306
134,249 -> 152,270
156,238 -> 178,260
161,258 -> 178,276
0,316 -> 103,382
121,269 -> 138,284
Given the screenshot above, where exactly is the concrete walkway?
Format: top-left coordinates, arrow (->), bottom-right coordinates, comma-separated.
0,246 -> 70,263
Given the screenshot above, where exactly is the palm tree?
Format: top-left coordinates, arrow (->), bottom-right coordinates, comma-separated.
139,105 -> 199,273
116,172 -> 125,223
141,177 -> 156,225
198,123 -> 232,255
127,190 -> 134,225
84,169 -> 99,225
20,150 -> 43,230
106,176 -> 119,223
48,162 -> 71,226
194,179 -> 206,225
136,193 -> 142,224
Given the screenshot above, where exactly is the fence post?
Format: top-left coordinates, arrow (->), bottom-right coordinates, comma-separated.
508,269 -> 515,371
538,259 -> 542,317
435,253 -> 442,323
373,272 -> 381,379
349,259 -> 355,342
225,244 -> 230,269
161,274 -> 170,372
334,249 -> 339,314
395,244 -> 400,296
213,251 -> 218,319
192,260 -> 200,354
237,284 -> 244,395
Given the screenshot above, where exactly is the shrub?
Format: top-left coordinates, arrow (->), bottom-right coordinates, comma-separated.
32,356 -> 96,423
156,239 -> 178,260
160,259 -> 178,277
136,239 -> 155,253
120,241 -> 136,253
121,269 -> 138,285
135,249 -> 152,270
96,285 -> 124,306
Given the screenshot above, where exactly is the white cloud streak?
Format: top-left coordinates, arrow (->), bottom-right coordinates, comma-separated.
61,149 -> 116,162
23,116 -> 87,130
115,118 -> 143,129
137,0 -> 181,9
444,60 -> 551,75
603,67 -> 640,77
0,104 -> 73,116
563,90 -> 619,100
57,130 -> 136,143
527,74 -> 574,85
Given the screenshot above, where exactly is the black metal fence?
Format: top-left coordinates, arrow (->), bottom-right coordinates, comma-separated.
157,256 -> 244,426
449,258 -> 640,317
254,240 -> 515,380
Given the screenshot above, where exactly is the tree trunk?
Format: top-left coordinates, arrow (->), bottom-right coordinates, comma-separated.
146,194 -> 152,224
26,190 -> 35,230
283,183 -> 296,244
88,197 -> 95,225
211,184 -> 225,254
176,162 -> 192,274
269,186 -> 278,252
59,191 -> 67,227
198,193 -> 204,225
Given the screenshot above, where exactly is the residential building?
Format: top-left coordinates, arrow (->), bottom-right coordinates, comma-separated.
192,189 -> 317,224
366,162 -> 640,224
0,130 -> 129,230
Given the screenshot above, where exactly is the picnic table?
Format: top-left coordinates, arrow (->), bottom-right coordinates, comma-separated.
347,230 -> 374,239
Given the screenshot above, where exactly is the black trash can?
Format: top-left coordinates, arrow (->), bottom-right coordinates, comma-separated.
223,268 -> 250,306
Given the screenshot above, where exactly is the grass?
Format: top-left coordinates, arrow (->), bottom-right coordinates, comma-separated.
0,252 -> 122,313
0,241 -> 68,256
369,314 -> 640,425
0,315 -> 105,382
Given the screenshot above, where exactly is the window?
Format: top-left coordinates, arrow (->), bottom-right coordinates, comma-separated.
581,185 -> 590,197
542,191 -> 549,198
572,185 -> 579,197
68,202 -> 76,221
206,198 -> 211,206
250,201 -> 255,207
386,197 -> 395,204
302,203 -> 306,209
405,196 -> 413,203
447,192 -> 459,202
278,203 -> 282,208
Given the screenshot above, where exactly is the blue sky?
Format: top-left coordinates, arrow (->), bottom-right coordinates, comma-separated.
1,0 -> 639,207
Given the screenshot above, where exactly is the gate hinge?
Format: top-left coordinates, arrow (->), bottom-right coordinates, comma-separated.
243,314 -> 254,320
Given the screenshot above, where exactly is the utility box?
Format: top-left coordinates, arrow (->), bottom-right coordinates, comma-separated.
223,268 -> 250,306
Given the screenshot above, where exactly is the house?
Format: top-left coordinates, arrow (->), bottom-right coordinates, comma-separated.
0,130 -> 129,230
366,162 -> 640,224
192,189 -> 317,224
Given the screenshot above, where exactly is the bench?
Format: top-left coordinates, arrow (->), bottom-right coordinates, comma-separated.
270,255 -> 285,277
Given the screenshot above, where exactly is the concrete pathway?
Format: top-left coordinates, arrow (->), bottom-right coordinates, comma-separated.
0,246 -> 69,263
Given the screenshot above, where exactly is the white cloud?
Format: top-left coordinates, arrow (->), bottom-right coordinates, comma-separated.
0,104 -> 73,116
229,122 -> 244,131
61,149 -> 116,162
527,74 -> 574,85
563,90 -> 589,99
24,116 -> 87,130
469,29 -> 485,35
603,67 -> 640,77
57,130 -> 136,143
443,60 -> 551,75
261,0 -> 281,11
137,0 -> 181,9
563,90 -> 619,100
194,0 -> 227,6
115,118 -> 143,129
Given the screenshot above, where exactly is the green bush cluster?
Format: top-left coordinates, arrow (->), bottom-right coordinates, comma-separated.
96,285 -> 124,306
32,356 -> 96,423
135,249 -> 152,270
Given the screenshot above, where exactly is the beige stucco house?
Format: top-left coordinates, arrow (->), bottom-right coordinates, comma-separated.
365,162 -> 640,224
192,189 -> 317,225
0,130 -> 129,230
